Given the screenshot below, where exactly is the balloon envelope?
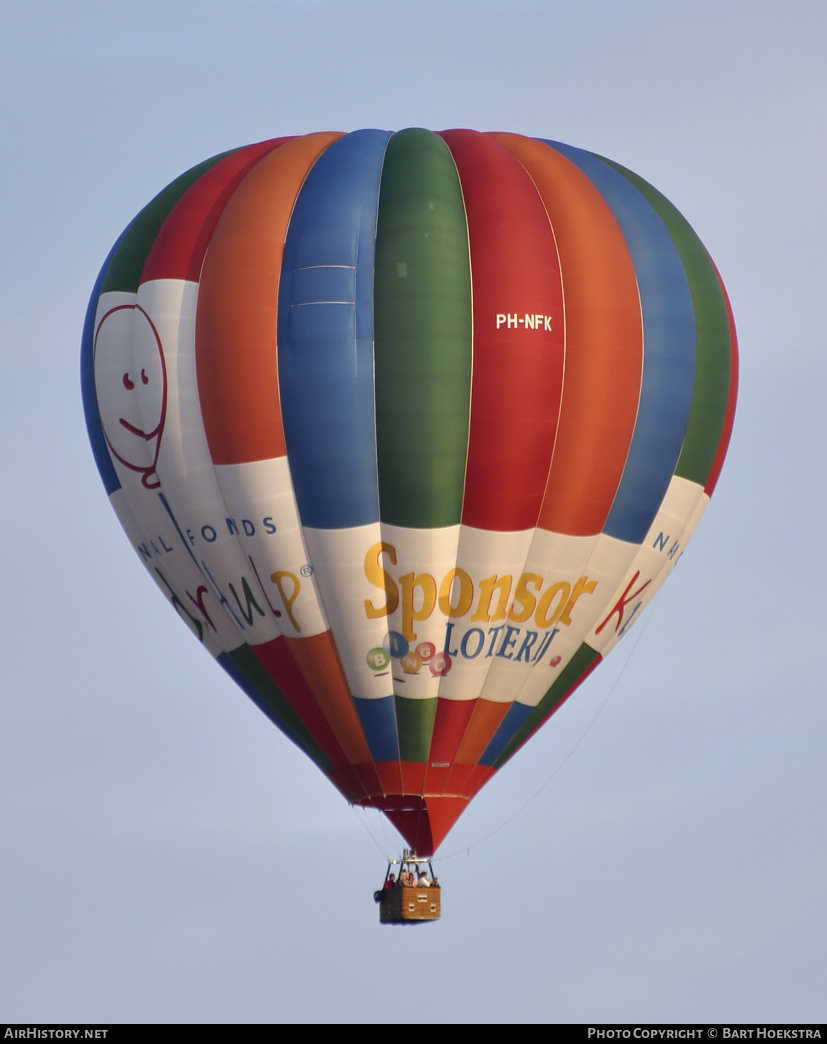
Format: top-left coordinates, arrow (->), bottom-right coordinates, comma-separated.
82,129 -> 737,854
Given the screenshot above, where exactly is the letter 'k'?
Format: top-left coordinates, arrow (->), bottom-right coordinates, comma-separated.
595,571 -> 651,635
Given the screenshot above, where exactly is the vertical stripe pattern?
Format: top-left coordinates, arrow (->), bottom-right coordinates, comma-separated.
83,130 -> 738,855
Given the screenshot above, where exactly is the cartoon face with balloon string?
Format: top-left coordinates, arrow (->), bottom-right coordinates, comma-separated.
93,303 -> 168,490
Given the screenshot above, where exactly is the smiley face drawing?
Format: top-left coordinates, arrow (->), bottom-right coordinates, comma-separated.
93,304 -> 168,489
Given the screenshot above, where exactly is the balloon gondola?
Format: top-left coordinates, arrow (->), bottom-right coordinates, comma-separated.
374,850 -> 440,924
82,128 -> 737,878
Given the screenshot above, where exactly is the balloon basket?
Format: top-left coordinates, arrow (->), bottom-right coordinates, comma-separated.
375,851 -> 441,925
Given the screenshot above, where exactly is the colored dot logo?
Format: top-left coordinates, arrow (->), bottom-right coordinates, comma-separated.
366,647 -> 391,672
429,651 -> 451,677
383,631 -> 409,659
370,633 -> 453,677
400,651 -> 422,674
415,641 -> 436,663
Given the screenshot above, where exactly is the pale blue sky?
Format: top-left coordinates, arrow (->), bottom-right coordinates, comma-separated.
1,0 -> 825,1024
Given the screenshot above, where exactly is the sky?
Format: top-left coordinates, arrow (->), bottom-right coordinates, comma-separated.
1,0 -> 825,1025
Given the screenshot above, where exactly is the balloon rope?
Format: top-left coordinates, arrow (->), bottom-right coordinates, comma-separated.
353,802 -> 395,862
438,588 -> 663,862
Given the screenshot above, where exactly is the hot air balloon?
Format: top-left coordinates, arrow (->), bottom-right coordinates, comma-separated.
81,129 -> 737,898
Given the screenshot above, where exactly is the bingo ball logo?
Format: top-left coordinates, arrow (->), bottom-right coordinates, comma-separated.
366,633 -> 452,677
